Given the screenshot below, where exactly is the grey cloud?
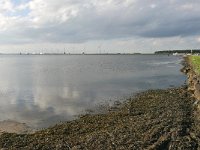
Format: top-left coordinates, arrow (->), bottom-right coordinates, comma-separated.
1,0 -> 200,44
39,2 -> 200,41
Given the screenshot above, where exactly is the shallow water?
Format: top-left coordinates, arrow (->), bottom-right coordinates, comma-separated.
0,55 -> 185,128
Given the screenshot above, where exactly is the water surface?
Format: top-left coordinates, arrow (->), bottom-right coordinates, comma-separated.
0,55 -> 185,128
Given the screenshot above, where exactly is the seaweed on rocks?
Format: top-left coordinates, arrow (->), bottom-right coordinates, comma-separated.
0,87 -> 199,149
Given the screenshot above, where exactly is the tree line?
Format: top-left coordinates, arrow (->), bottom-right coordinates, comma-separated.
155,49 -> 200,54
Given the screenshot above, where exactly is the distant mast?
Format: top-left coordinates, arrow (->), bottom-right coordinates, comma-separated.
98,44 -> 102,54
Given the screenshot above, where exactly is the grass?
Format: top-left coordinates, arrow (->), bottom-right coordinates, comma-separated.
189,55 -> 200,74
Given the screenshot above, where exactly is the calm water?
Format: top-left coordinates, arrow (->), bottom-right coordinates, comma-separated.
0,55 -> 185,128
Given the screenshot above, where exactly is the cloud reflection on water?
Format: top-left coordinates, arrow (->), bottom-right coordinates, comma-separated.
0,55 -> 186,128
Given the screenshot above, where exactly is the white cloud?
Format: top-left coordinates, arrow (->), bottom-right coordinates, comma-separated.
28,0 -> 81,25
180,4 -> 193,10
0,0 -> 14,13
16,3 -> 29,11
197,37 -> 200,43
150,4 -> 157,9
0,0 -> 200,53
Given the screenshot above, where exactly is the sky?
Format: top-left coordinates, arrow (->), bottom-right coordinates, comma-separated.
0,0 -> 200,54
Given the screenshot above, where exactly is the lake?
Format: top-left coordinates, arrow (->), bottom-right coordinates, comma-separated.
0,55 -> 185,128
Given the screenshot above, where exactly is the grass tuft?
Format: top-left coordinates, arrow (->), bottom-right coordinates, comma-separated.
189,55 -> 200,74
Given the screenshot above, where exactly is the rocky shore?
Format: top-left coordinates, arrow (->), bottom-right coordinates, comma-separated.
0,86 -> 199,149
0,56 -> 200,149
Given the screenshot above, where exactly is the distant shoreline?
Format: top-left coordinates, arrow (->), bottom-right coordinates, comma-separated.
0,53 -> 147,55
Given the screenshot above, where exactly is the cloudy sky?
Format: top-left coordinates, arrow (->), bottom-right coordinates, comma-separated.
0,0 -> 200,53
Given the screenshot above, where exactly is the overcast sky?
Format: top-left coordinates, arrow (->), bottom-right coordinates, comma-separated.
0,0 -> 200,53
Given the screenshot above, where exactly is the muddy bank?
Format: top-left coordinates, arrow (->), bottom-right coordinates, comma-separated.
0,86 -> 199,149
0,120 -> 32,135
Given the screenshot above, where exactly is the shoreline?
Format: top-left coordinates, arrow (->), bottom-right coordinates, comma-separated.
0,87 -> 198,149
0,56 -> 200,149
181,56 -> 200,101
0,120 -> 32,135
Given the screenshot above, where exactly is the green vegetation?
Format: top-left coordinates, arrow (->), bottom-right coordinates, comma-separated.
190,55 -> 200,74
155,49 -> 200,54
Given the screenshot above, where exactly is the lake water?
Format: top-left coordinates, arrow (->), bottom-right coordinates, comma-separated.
0,55 -> 186,128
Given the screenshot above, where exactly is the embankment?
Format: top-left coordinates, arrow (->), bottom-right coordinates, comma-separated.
181,56 -> 200,101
